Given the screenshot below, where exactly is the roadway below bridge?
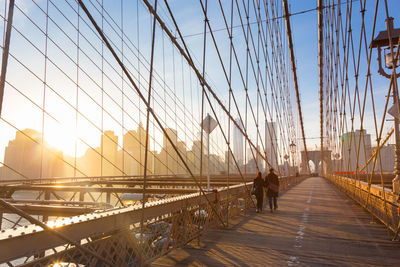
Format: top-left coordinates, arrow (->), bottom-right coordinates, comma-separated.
152,177 -> 400,266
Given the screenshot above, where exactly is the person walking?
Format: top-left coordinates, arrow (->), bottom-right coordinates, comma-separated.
265,168 -> 279,213
253,172 -> 264,213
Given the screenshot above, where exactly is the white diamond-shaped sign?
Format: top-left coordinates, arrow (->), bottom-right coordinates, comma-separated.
388,104 -> 399,119
201,114 -> 217,134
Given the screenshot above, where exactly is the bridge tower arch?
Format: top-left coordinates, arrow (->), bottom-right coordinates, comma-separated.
301,150 -> 332,174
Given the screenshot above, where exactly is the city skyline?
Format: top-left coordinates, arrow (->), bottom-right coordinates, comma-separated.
3,123 -> 394,180
0,124 -> 227,180
1,119 -> 306,180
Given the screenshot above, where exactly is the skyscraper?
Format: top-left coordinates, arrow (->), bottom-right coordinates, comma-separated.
160,128 -> 179,174
341,129 -> 372,172
123,122 -> 147,175
265,121 -> 278,169
233,119 -> 244,167
101,131 -> 119,176
2,129 -> 63,180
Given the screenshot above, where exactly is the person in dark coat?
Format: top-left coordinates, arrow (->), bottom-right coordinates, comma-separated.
265,168 -> 279,212
253,172 -> 264,213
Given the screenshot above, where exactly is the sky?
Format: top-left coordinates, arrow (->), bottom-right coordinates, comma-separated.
285,0 -> 400,151
162,0 -> 400,153
0,0 -> 399,168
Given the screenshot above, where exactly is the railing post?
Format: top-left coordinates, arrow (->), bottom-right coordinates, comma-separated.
43,190 -> 50,222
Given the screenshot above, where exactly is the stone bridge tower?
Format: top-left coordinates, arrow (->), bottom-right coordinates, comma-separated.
301,150 -> 332,174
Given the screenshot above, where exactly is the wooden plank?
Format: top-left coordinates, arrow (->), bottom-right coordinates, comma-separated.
152,177 -> 400,266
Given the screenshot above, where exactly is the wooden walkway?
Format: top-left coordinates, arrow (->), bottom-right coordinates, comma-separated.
152,177 -> 400,266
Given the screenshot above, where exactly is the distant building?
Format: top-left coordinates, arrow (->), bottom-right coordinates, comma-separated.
245,158 -> 258,173
2,129 -> 63,180
341,129 -> 372,172
75,130 -> 120,177
255,145 -> 263,172
233,119 -> 244,167
371,144 -> 395,173
123,123 -> 148,175
209,154 -> 224,174
190,140 -> 207,175
265,121 -> 278,169
157,128 -> 179,174
77,146 -> 101,176
177,141 -> 187,174
245,145 -> 263,173
163,128 -> 177,149
101,131 -> 119,176
224,150 -> 238,173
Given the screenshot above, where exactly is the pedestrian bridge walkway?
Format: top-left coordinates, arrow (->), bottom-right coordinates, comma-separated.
152,177 -> 400,266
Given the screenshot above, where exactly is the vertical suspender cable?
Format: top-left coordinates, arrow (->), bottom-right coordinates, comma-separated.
121,0 -> 124,176
244,0 -> 249,187
255,0 -> 260,173
40,0 -> 49,182
318,0 -> 324,175
200,0 -> 208,188
227,0 -> 234,226
78,0 -> 226,227
101,0 -> 104,177
281,0 -> 310,174
74,3 -> 80,179
140,0 -> 158,242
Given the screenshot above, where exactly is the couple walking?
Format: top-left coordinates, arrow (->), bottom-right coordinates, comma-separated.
253,168 -> 279,213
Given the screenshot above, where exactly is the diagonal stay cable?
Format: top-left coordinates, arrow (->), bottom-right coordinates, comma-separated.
77,0 -> 226,227
141,0 -> 269,171
43,0 -> 223,175
261,0 -> 295,170
161,0 -> 255,203
199,0 -> 267,172
162,0 -> 256,199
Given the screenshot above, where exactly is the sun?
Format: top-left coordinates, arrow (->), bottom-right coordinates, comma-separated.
45,123 -> 87,158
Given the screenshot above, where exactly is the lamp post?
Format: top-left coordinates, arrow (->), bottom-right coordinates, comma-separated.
334,153 -> 340,172
284,154 -> 289,176
289,141 -> 296,176
371,17 -> 400,193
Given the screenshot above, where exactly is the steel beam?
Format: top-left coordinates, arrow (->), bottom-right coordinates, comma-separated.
38,180 -> 246,188
0,174 -> 256,185
0,185 -> 199,195
0,183 -> 250,262
0,204 -> 96,217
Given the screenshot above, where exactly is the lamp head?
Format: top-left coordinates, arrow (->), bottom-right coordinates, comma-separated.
370,17 -> 400,78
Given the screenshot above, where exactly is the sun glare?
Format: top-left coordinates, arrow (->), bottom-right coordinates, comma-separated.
45,124 -> 86,158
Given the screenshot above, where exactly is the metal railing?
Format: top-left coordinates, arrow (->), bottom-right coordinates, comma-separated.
0,175 -> 305,266
325,174 -> 399,234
